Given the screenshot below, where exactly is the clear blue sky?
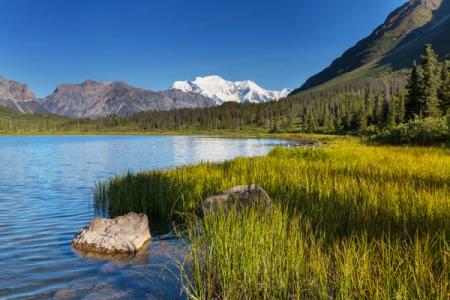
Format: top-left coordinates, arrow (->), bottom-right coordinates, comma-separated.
0,0 -> 406,98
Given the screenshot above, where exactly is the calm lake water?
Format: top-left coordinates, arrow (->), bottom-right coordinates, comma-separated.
0,135 -> 290,299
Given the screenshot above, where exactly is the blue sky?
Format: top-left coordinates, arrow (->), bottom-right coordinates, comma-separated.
0,0 -> 406,98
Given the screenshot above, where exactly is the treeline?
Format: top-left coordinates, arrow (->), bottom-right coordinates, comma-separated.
0,44 -> 449,142
0,106 -> 69,134
60,44 -> 450,135
57,75 -> 411,134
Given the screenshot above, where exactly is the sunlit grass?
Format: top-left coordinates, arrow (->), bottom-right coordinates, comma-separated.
95,137 -> 450,299
186,206 -> 449,299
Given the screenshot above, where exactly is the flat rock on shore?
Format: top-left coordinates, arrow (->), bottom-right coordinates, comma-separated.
72,212 -> 151,254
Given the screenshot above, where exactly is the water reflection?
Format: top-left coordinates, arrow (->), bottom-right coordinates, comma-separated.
0,135 -> 290,299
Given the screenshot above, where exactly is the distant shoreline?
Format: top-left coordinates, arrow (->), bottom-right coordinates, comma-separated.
0,131 -> 329,144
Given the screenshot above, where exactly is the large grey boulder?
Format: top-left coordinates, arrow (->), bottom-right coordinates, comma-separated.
200,184 -> 272,213
72,212 -> 151,254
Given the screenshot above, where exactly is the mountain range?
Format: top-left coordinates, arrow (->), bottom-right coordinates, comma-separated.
291,0 -> 450,94
0,75 -> 289,118
171,75 -> 291,104
1,0 -> 449,118
41,80 -> 216,118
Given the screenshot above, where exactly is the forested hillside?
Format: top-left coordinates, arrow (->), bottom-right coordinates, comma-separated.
0,106 -> 69,134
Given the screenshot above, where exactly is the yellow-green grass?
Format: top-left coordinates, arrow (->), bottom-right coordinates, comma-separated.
95,137 -> 450,299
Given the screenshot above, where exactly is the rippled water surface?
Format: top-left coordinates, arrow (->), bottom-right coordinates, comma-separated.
0,135 -> 290,299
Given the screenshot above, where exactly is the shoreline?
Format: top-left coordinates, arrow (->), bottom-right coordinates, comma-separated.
0,130 -> 338,141
0,131 -> 338,146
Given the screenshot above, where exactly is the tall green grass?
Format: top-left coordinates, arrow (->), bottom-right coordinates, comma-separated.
95,137 -> 450,298
186,206 -> 449,299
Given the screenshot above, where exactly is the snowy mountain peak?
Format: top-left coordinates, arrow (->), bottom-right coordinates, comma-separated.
171,75 -> 291,104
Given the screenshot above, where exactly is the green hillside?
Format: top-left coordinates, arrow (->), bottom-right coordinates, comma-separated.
292,0 -> 450,94
0,105 -> 69,133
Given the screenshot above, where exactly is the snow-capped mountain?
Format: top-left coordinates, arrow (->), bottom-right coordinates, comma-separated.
171,75 -> 291,104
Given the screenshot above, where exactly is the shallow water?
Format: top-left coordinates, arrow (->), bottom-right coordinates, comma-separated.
0,135 -> 290,299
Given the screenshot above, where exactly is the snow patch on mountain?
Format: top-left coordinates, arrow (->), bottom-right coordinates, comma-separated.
171,75 -> 291,104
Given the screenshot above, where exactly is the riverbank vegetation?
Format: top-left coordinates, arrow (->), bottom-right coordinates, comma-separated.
95,137 -> 450,299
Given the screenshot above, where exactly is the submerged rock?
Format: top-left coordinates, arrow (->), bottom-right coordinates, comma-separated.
75,244 -> 150,264
81,287 -> 130,300
200,184 -> 273,213
72,212 -> 151,254
53,288 -> 79,299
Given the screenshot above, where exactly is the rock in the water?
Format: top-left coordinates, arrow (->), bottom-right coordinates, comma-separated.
53,288 -> 79,299
81,287 -> 129,300
99,262 -> 121,275
200,184 -> 272,213
72,212 -> 151,254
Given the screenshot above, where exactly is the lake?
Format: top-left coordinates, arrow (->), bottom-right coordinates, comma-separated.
0,135 -> 291,299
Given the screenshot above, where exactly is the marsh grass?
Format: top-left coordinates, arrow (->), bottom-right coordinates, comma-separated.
95,137 -> 450,299
186,206 -> 449,299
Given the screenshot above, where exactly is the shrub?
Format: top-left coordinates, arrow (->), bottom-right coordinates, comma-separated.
369,117 -> 449,145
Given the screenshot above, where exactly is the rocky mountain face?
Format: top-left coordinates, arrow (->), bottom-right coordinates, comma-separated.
41,80 -> 216,118
0,76 -> 45,113
293,0 -> 450,94
171,75 -> 291,104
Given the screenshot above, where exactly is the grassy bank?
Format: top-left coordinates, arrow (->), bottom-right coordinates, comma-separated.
95,137 -> 450,299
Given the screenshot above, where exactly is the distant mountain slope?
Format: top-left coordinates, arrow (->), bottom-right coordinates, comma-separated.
0,105 -> 69,134
42,80 -> 216,118
0,76 -> 45,113
172,75 -> 291,104
292,0 -> 450,94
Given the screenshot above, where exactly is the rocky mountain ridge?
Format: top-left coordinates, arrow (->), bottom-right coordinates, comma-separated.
41,80 -> 216,118
0,76 -> 45,113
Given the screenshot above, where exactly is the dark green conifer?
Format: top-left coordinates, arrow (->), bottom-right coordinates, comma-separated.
421,44 -> 441,117
405,61 -> 424,119
439,60 -> 450,114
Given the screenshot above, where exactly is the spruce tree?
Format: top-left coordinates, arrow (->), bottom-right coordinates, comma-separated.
374,95 -> 384,123
421,44 -> 441,117
387,97 -> 397,127
405,61 -> 424,119
397,91 -> 406,124
306,111 -> 318,133
439,60 -> 450,114
356,104 -> 367,130
365,90 -> 375,125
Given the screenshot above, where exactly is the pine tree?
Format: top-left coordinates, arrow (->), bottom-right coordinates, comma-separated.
439,59 -> 450,114
322,105 -> 335,132
396,91 -> 406,124
306,111 -> 318,133
374,95 -> 384,123
356,104 -> 367,130
405,61 -> 424,119
365,90 -> 375,125
421,44 -> 441,117
387,98 -> 396,127
270,119 -> 279,133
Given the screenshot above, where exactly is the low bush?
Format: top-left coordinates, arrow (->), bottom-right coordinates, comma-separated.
367,117 -> 450,145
